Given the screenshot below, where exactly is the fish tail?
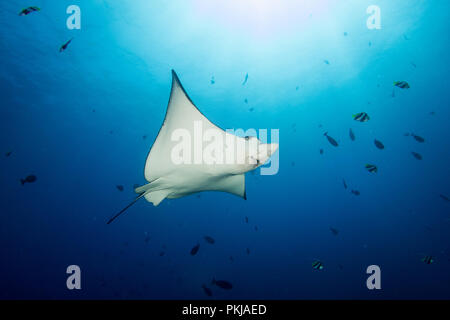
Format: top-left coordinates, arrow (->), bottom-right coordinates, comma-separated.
106,192 -> 147,224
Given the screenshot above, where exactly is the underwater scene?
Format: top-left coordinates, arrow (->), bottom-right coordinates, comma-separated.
0,0 -> 449,300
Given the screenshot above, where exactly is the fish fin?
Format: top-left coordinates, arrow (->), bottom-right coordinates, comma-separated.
107,192 -> 147,224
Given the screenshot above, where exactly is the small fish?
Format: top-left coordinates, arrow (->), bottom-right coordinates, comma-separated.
60,38 -> 73,53
229,256 -> 234,262
116,185 -> 124,191
19,6 -> 40,16
210,76 -> 215,85
349,128 -> 355,141
291,161 -> 295,167
5,151 -> 12,157
319,149 -> 324,155
429,111 -> 435,115
159,251 -> 165,256
144,232 -> 151,244
343,179 -> 347,189
351,190 -> 360,196
21,175 -> 37,185
330,227 -> 339,236
323,60 -> 330,65
394,81 -> 410,89
244,98 -> 248,104
324,132 -> 339,147
295,86 -> 299,91
411,151 -> 423,160
190,243 -> 200,256
411,62 -> 417,68
353,112 -> 370,122
246,248 -> 250,255
421,255 -> 434,264
368,41 -> 372,47
312,260 -> 324,270
343,32 -> 348,36
254,226 -> 258,231
242,73 -> 248,85
201,284 -> 213,297
245,216 -> 248,223
249,107 -> 254,112
142,135 -> 147,140
439,194 -> 449,202
212,278 -> 232,290
411,134 -> 425,143
365,164 -> 378,173
204,236 -> 215,244
374,139 -> 384,149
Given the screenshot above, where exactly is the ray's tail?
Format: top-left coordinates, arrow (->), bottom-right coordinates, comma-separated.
107,192 -> 146,224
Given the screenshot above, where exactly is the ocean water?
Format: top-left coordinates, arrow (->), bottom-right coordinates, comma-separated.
0,0 -> 449,300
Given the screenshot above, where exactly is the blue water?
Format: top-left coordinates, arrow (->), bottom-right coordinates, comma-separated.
1,0 -> 449,299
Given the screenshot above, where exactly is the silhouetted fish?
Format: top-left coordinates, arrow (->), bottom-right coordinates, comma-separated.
21,175 -> 37,185
244,98 -> 248,104
60,38 -> 73,53
254,226 -> 258,231
411,134 -> 425,143
142,135 -> 147,140
246,248 -> 250,255
201,284 -> 213,297
365,164 -> 378,173
212,278 -> 232,290
19,6 -> 40,16
353,112 -> 370,122
343,32 -> 348,36
421,255 -> 434,264
159,251 -> 165,256
204,236 -> 215,244
330,227 -> 339,236
324,60 -> 330,65
411,152 -> 422,160
5,151 -> 12,157
349,128 -> 355,141
351,190 -> 360,196
312,260 -> 324,270
439,194 -> 449,202
190,243 -> 200,255
343,179 -> 347,189
245,216 -> 248,223
116,185 -> 124,191
210,76 -> 215,85
374,139 -> 385,149
320,149 -> 324,155
324,132 -> 338,147
394,81 -> 410,89
249,107 -> 254,112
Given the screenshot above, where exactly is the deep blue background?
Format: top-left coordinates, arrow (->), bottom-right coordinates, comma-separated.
0,0 -> 449,299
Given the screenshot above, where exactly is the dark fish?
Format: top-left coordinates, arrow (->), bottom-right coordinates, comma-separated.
351,190 -> 360,196
142,135 -> 147,140
330,227 -> 339,236
324,60 -> 330,65
144,232 -> 151,244
21,175 -> 37,185
429,111 -> 435,115
254,226 -> 258,231
210,76 -> 215,85
212,278 -> 232,290
291,161 -> 295,167
324,132 -> 338,147
295,86 -> 299,91
312,260 -> 324,270
190,243 -> 200,255
116,185 -> 124,191
246,248 -> 250,255
201,284 -> 213,297
411,152 -> 422,160
19,6 -> 40,16
343,179 -> 347,189
5,151 -> 12,157
368,41 -> 372,47
365,164 -> 378,173
439,194 -> 449,202
411,134 -> 425,143
242,73 -> 248,85
245,216 -> 248,223
249,107 -> 254,112
394,81 -> 410,89
353,112 -> 370,122
349,128 -> 355,141
244,98 -> 248,104
411,62 -> 417,68
204,236 -> 215,244
319,149 -> 324,155
421,255 -> 434,264
159,251 -> 165,256
374,139 -> 384,149
343,32 -> 348,36
229,256 -> 234,262
60,38 -> 73,52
